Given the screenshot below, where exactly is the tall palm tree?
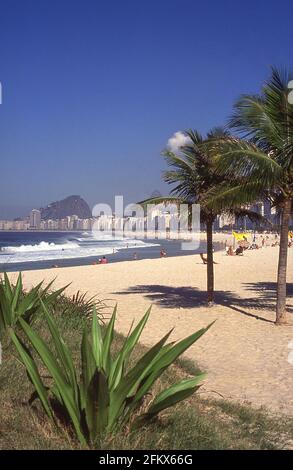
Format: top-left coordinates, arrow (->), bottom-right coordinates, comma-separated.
163,129 -> 224,304
205,68 -> 293,324
143,128 -> 263,305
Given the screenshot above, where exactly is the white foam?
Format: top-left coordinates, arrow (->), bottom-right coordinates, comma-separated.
0,238 -> 159,264
2,241 -> 79,253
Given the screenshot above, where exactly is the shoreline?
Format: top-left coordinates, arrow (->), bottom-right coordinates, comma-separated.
0,232 -> 227,272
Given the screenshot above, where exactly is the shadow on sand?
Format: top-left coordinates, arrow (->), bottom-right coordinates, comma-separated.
113,282 -> 293,324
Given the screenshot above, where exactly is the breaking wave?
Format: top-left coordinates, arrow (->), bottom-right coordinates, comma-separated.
0,236 -> 159,264
2,241 -> 79,253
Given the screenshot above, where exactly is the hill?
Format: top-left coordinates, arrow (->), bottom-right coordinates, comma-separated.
40,195 -> 91,220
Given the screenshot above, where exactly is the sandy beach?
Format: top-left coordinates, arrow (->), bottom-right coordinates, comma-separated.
11,245 -> 293,416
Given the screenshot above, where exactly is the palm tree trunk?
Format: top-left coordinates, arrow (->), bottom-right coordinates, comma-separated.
276,198 -> 291,325
206,219 -> 214,304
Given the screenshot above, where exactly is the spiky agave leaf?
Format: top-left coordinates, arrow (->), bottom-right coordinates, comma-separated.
108,306 -> 152,391
18,317 -> 86,445
0,273 -> 68,338
146,373 -> 206,417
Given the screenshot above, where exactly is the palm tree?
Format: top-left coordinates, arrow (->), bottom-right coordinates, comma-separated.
205,68 -> 293,324
143,128 -> 263,305
163,129 -> 225,304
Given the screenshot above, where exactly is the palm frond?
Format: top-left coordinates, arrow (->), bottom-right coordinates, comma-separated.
229,67 -> 293,164
210,137 -> 284,187
204,181 -> 268,212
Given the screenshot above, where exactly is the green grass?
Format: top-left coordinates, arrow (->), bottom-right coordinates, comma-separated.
0,295 -> 292,450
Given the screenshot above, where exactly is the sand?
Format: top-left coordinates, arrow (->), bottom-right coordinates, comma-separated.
11,245 -> 293,416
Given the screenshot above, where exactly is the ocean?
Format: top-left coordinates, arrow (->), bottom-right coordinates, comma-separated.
0,231 -> 223,272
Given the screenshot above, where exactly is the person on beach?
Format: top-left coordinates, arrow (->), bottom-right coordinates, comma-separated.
235,245 -> 244,256
200,253 -> 208,264
249,241 -> 259,249
133,252 -> 138,260
242,236 -> 250,249
227,245 -> 244,256
99,256 -> 108,264
200,253 -> 217,264
237,238 -> 249,250
226,246 -> 235,256
160,249 -> 167,257
272,234 -> 279,247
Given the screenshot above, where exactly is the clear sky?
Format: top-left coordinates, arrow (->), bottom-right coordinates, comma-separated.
0,0 -> 292,218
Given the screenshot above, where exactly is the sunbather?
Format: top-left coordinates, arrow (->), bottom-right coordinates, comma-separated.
226,245 -> 244,256
235,245 -> 244,256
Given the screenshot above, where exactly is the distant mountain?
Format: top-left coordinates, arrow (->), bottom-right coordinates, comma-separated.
150,190 -> 162,199
40,195 -> 92,220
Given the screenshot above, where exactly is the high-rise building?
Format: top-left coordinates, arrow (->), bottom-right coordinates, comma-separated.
29,209 -> 41,229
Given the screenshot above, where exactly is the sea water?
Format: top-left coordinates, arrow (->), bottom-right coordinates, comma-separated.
0,231 -> 222,272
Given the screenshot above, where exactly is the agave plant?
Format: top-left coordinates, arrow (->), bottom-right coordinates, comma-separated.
0,272 -> 67,340
10,302 -> 213,447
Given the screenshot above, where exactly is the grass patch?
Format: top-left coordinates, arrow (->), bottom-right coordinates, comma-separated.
0,294 -> 292,450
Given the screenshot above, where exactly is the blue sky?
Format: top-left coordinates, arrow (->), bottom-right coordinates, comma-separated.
0,0 -> 292,218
